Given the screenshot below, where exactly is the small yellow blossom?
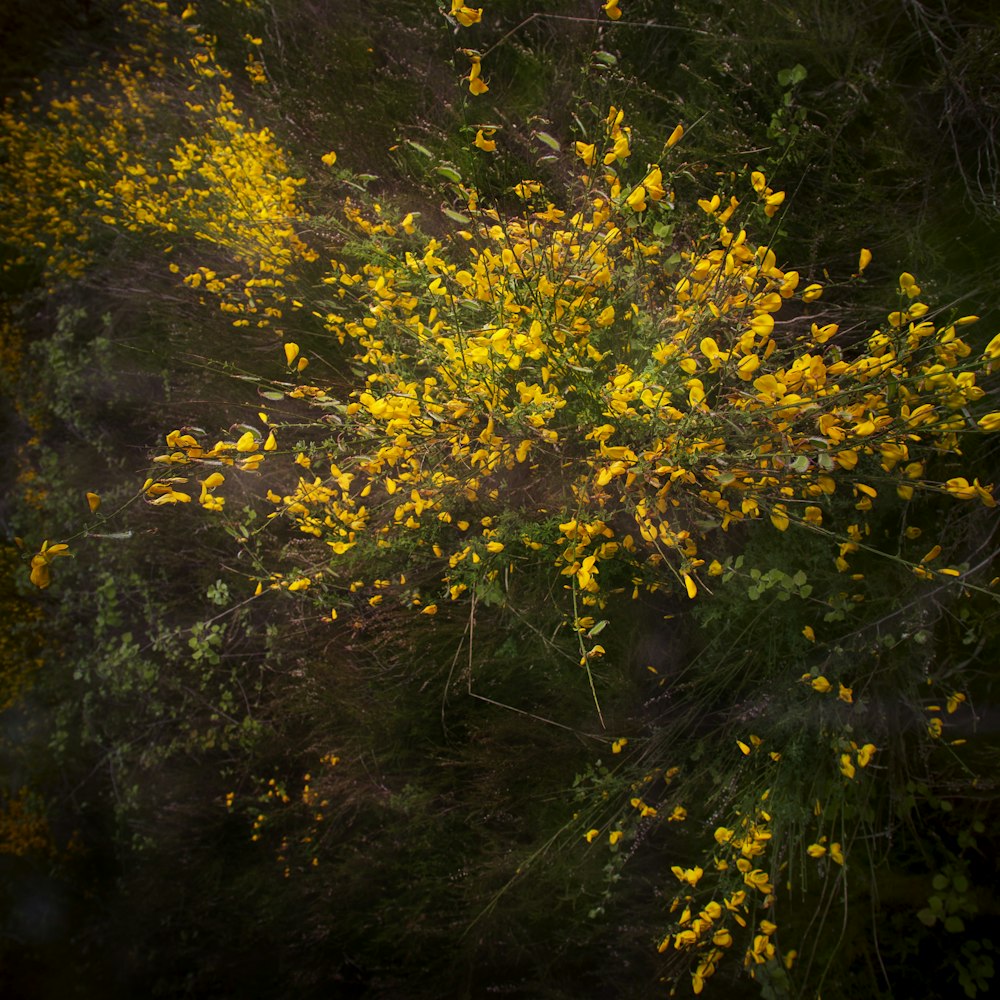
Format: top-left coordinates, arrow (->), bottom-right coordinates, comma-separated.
466,55 -> 489,95
29,540 -> 71,589
450,2 -> 483,26
473,128 -> 496,152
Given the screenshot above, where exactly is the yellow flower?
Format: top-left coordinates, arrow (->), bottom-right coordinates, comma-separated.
29,540 -> 71,589
609,830 -> 623,846
625,184 -> 647,212
450,2 -> 483,26
584,828 -> 600,843
839,753 -> 856,779
236,430 -> 259,452
283,342 -> 300,365
856,743 -> 876,767
858,247 -> 872,273
810,675 -> 832,694
420,604 -> 438,615
320,150 -> 337,166
467,55 -> 489,95
829,843 -> 845,865
764,190 -> 785,217
666,122 -> 684,148
602,0 -> 622,20
671,865 -> 704,887
642,165 -> 666,201
574,141 -> 597,166
899,271 -> 921,298
802,625 -> 815,642
473,128 -> 497,152
806,843 -> 826,858
86,491 -> 101,513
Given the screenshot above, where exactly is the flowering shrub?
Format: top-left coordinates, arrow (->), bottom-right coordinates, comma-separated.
2,1 -> 998,996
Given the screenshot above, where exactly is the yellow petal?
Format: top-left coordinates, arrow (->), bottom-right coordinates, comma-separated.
283,342 -> 300,366
236,431 -> 258,452
574,141 -> 597,166
666,122 -> 684,148
86,492 -> 101,513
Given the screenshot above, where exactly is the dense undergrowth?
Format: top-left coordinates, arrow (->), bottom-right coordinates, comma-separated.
2,2 -> 999,997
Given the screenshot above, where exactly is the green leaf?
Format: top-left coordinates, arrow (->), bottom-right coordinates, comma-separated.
406,140 -> 434,158
535,131 -> 561,152
593,51 -> 617,66
435,163 -> 463,183
777,63 -> 807,87
441,207 -> 471,225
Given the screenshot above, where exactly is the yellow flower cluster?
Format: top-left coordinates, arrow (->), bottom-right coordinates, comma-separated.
0,0 -> 314,342
661,804 -> 781,992
104,97 -> 995,636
